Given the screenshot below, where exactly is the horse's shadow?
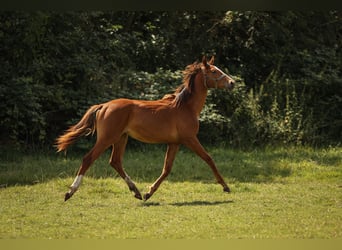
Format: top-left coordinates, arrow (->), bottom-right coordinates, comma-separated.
171,200 -> 233,206
142,200 -> 233,207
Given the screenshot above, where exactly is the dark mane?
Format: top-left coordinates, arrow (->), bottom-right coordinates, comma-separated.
162,61 -> 201,107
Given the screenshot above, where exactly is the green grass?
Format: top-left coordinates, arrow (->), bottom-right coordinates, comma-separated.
0,146 -> 341,239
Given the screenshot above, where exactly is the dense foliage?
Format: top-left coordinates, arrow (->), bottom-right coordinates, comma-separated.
0,11 -> 341,148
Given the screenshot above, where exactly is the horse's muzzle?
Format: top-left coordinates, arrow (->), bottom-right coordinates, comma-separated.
225,79 -> 235,90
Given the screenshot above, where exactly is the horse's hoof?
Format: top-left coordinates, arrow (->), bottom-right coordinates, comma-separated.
143,193 -> 151,201
134,193 -> 143,200
64,192 -> 73,201
223,186 -> 231,193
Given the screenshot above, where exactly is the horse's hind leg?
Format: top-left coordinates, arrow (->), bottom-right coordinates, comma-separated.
65,142 -> 110,201
109,133 -> 142,200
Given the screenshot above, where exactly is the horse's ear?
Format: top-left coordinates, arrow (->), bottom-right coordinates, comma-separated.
208,56 -> 215,65
202,56 -> 210,69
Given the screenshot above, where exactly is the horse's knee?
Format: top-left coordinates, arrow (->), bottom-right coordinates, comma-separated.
202,154 -> 214,165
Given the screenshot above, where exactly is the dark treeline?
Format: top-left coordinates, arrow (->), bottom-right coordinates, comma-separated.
0,11 -> 341,149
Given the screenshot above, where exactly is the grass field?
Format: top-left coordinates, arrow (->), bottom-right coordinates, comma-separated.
0,145 -> 341,239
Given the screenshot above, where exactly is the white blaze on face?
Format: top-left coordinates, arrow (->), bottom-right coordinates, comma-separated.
214,66 -> 235,88
213,66 -> 228,78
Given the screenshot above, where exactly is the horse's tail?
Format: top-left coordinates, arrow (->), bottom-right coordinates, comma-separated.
55,104 -> 103,152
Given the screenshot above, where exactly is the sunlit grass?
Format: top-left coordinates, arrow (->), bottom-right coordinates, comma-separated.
0,146 -> 341,239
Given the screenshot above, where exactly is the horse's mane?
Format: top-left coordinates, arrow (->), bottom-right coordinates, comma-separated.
162,61 -> 202,107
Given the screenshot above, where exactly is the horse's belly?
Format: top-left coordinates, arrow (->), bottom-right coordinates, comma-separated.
125,102 -> 181,144
127,123 -> 178,144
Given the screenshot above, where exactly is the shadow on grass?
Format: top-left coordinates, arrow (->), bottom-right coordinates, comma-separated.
170,200 -> 233,206
140,200 -> 233,207
140,202 -> 161,207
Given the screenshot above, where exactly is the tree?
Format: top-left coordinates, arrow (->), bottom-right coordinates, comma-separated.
1,11 -> 340,148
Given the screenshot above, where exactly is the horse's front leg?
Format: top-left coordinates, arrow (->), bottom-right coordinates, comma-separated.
184,137 -> 230,193
144,144 -> 179,201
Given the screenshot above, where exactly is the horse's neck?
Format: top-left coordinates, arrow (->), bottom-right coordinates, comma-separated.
187,74 -> 208,117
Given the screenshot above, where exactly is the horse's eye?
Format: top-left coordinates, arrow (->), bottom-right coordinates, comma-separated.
211,70 -> 216,73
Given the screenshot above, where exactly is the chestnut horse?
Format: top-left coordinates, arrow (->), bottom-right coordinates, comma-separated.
56,56 -> 235,201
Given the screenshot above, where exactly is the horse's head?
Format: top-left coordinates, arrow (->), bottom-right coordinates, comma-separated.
201,56 -> 235,90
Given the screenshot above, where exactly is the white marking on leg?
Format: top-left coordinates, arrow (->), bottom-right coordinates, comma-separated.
124,176 -> 136,190
70,175 -> 83,192
124,176 -> 132,185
